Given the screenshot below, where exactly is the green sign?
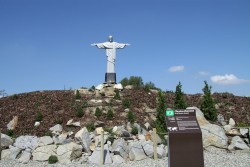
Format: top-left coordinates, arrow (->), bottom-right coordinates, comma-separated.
166,110 -> 174,116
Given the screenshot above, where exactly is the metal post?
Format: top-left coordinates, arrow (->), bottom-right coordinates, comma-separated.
153,128 -> 158,160
100,130 -> 104,165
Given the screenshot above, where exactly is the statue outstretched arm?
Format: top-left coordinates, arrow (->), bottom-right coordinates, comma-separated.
91,43 -> 106,49
115,43 -> 130,49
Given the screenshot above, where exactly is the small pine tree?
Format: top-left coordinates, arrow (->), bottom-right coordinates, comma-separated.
155,91 -> 167,138
95,107 -> 102,118
127,111 -> 136,123
174,82 -> 187,109
107,109 -> 114,120
122,98 -> 131,108
114,90 -> 121,100
48,155 -> 58,164
36,112 -> 43,121
201,81 -> 217,121
75,90 -> 81,99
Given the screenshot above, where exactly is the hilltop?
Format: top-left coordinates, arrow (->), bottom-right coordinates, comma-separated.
0,88 -> 249,137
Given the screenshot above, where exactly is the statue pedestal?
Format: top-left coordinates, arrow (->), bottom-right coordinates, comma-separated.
105,73 -> 116,84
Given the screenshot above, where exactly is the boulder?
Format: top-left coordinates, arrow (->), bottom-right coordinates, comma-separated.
227,129 -> 241,136
133,123 -> 142,134
18,151 -> 31,163
141,141 -> 154,158
96,84 -> 104,90
126,122 -> 132,133
38,136 -> 53,146
157,144 -> 165,159
229,118 -> 236,127
75,127 -> 92,152
1,133 -> 13,148
94,134 -> 108,147
187,107 -> 228,148
0,146 -> 21,160
53,132 -> 71,145
217,114 -> 226,126
88,144 -> 112,165
124,85 -> 134,90
66,119 -> 80,127
49,124 -> 63,134
32,145 -> 57,161
128,141 -> 147,161
14,136 -> 39,152
228,136 -> 250,151
112,138 -> 129,159
114,83 -> 123,90
57,142 -> 82,164
89,99 -> 103,106
95,127 -> 104,135
240,128 -> 248,137
224,125 -> 232,132
112,155 -> 125,164
7,116 -> 18,130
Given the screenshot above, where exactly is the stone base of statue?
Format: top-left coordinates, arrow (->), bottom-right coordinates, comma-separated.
105,73 -> 116,84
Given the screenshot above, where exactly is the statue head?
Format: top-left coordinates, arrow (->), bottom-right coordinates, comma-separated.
108,35 -> 113,42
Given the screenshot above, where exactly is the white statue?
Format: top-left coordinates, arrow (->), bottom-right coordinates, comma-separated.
92,36 -> 129,83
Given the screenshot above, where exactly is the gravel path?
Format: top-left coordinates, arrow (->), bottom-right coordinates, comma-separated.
0,147 -> 249,167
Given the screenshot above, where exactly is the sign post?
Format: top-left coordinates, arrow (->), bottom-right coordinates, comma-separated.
166,109 -> 204,167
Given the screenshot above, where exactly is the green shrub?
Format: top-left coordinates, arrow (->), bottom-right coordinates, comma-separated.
86,123 -> 95,132
75,90 -> 81,99
45,131 -> 53,137
95,107 -> 102,118
107,109 -> 114,120
12,94 -> 18,100
74,104 -> 84,117
127,111 -> 136,123
237,122 -> 248,127
114,90 -> 121,100
131,127 -> 138,135
82,101 -> 88,108
200,81 -> 217,121
6,129 -> 14,137
108,136 -> 115,144
48,155 -> 58,164
36,112 -> 43,121
123,98 -> 130,108
144,81 -> 156,92
55,118 -> 63,124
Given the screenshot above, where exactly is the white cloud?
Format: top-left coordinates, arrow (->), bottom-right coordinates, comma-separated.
211,74 -> 249,85
199,71 -> 210,76
169,66 -> 185,72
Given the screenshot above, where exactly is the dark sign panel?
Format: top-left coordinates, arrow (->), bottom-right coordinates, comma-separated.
166,109 -> 204,167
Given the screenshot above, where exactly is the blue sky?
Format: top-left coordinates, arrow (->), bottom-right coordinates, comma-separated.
0,0 -> 250,96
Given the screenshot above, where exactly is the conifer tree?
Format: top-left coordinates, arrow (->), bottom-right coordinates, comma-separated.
155,91 -> 167,137
201,81 -> 217,121
174,82 -> 187,109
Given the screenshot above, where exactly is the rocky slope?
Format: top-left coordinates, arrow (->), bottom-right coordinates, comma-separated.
0,88 -> 249,137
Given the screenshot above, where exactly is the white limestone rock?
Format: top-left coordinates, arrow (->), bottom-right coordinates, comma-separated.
1,133 -> 13,148
112,155 -> 125,164
14,136 -> 39,152
187,107 -> 228,149
240,128 -> 248,137
57,142 -> 82,164
18,151 -> 31,164
128,141 -> 147,161
38,136 -> 53,146
49,124 -> 63,133
224,125 -> 232,132
75,127 -> 92,152
114,83 -> 123,90
32,145 -> 57,161
141,141 -> 154,158
7,116 -> 18,130
229,118 -> 236,127
112,138 -> 129,159
0,146 -> 21,160
228,136 -> 250,151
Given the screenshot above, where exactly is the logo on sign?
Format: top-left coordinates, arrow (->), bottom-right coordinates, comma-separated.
166,110 -> 174,116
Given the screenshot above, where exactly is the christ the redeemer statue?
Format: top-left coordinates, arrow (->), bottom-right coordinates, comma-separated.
91,36 -> 129,84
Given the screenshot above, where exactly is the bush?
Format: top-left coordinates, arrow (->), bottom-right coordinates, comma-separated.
107,109 -> 114,120
200,81 -> 217,121
127,111 -> 136,123
120,76 -> 144,88
74,104 -> 84,117
144,81 -> 156,92
108,136 -> 115,144
120,77 -> 129,87
95,107 -> 102,118
55,118 -> 63,124
75,90 -> 81,99
86,123 -> 95,132
114,90 -> 121,100
123,98 -> 130,108
36,112 -> 43,121
174,82 -> 187,109
131,127 -> 138,135
6,129 -> 14,137
48,155 -> 58,164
